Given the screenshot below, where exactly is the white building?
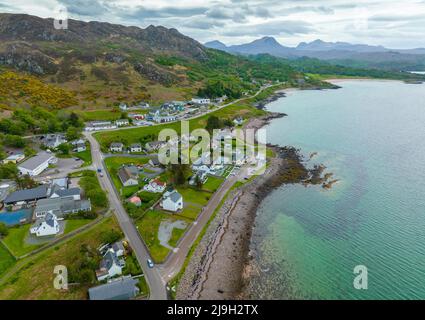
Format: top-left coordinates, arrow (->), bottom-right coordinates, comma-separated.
191,97 -> 211,105
115,119 -> 130,127
71,139 -> 87,153
18,152 -> 56,177
96,249 -> 123,281
143,179 -> 166,193
30,212 -> 60,237
85,121 -> 117,132
110,143 -> 124,153
161,190 -> 183,212
129,143 -> 142,153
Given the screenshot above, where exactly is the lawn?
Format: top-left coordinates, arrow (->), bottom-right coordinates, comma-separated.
169,228 -> 186,248
0,243 -> 15,277
1,225 -> 42,258
203,176 -> 224,193
0,217 -> 122,300
73,148 -> 92,167
104,157 -> 150,198
64,219 -> 92,234
94,102 -> 266,150
136,210 -> 190,263
177,188 -> 211,207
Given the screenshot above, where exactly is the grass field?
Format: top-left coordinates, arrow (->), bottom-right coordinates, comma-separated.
94,102 -> 266,150
0,243 -> 15,277
203,176 -> 224,193
73,148 -> 92,167
1,225 -> 42,258
136,210 -> 189,263
0,217 -> 121,300
64,219 -> 92,234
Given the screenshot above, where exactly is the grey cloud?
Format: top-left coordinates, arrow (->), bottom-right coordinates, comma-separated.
57,0 -> 107,17
223,20 -> 315,37
122,6 -> 208,20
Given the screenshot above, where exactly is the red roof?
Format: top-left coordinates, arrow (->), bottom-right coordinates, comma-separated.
153,179 -> 165,186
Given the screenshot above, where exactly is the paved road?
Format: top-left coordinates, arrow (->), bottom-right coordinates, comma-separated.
82,84 -> 278,299
84,132 -> 168,300
158,169 -> 245,281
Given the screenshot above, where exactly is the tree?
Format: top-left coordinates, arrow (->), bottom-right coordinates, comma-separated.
101,229 -> 122,244
195,174 -> 203,190
169,164 -> 189,186
66,127 -> 81,141
57,143 -> 70,155
16,174 -> 37,190
0,163 -> 19,180
24,146 -> 37,158
206,116 -> 222,133
0,222 -> 8,238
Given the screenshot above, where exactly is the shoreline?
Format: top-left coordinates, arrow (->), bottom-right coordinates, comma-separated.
176,106 -> 333,299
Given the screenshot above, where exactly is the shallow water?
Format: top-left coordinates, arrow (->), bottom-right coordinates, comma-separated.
247,80 -> 425,299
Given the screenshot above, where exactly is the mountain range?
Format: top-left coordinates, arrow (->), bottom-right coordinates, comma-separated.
205,37 -> 425,71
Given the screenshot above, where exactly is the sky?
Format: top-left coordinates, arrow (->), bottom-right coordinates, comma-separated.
0,0 -> 425,49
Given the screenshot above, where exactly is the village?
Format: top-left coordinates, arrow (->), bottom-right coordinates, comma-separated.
0,90 -> 270,300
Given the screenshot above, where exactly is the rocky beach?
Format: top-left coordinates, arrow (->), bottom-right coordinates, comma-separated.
176,111 -> 334,300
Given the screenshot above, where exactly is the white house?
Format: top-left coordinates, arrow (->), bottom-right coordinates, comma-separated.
18,152 -> 56,177
161,190 -> 183,212
143,179 -> 166,193
115,119 -> 130,127
129,143 -> 142,153
96,249 -> 123,281
30,212 -> 60,237
191,97 -> 211,105
85,121 -> 117,132
118,166 -> 139,187
110,142 -> 124,152
112,241 -> 125,257
71,139 -> 87,153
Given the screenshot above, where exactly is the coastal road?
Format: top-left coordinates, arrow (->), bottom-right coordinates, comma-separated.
84,132 -> 168,300
158,167 -> 246,281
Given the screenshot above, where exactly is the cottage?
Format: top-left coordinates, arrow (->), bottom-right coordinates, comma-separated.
161,190 -> 183,212
119,103 -> 128,111
191,97 -> 211,105
18,152 -> 56,177
71,139 -> 87,153
129,143 -> 142,153
112,241 -> 125,257
148,156 -> 161,167
143,179 -> 166,193
2,154 -> 25,165
96,249 -> 123,281
110,142 -> 124,153
233,117 -> 244,126
145,141 -> 167,152
30,212 -> 60,237
43,134 -> 67,149
88,277 -> 139,300
115,119 -> 130,127
118,166 -> 139,187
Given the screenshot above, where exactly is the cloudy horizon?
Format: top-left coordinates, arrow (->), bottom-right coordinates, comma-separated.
0,0 -> 425,49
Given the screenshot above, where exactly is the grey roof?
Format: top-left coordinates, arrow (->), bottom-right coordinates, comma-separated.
51,178 -> 68,189
169,191 -> 182,203
35,198 -> 91,217
112,242 -> 125,253
100,251 -> 120,271
149,156 -> 160,165
4,185 -> 49,204
130,143 -> 142,148
45,212 -> 56,227
55,188 -> 81,198
118,167 -> 138,184
111,142 -> 123,148
19,153 -> 53,171
88,277 -> 139,300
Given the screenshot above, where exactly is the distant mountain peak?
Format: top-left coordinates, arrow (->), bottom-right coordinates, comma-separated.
204,40 -> 228,50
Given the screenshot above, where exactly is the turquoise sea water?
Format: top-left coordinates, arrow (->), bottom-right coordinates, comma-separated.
248,80 -> 425,299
